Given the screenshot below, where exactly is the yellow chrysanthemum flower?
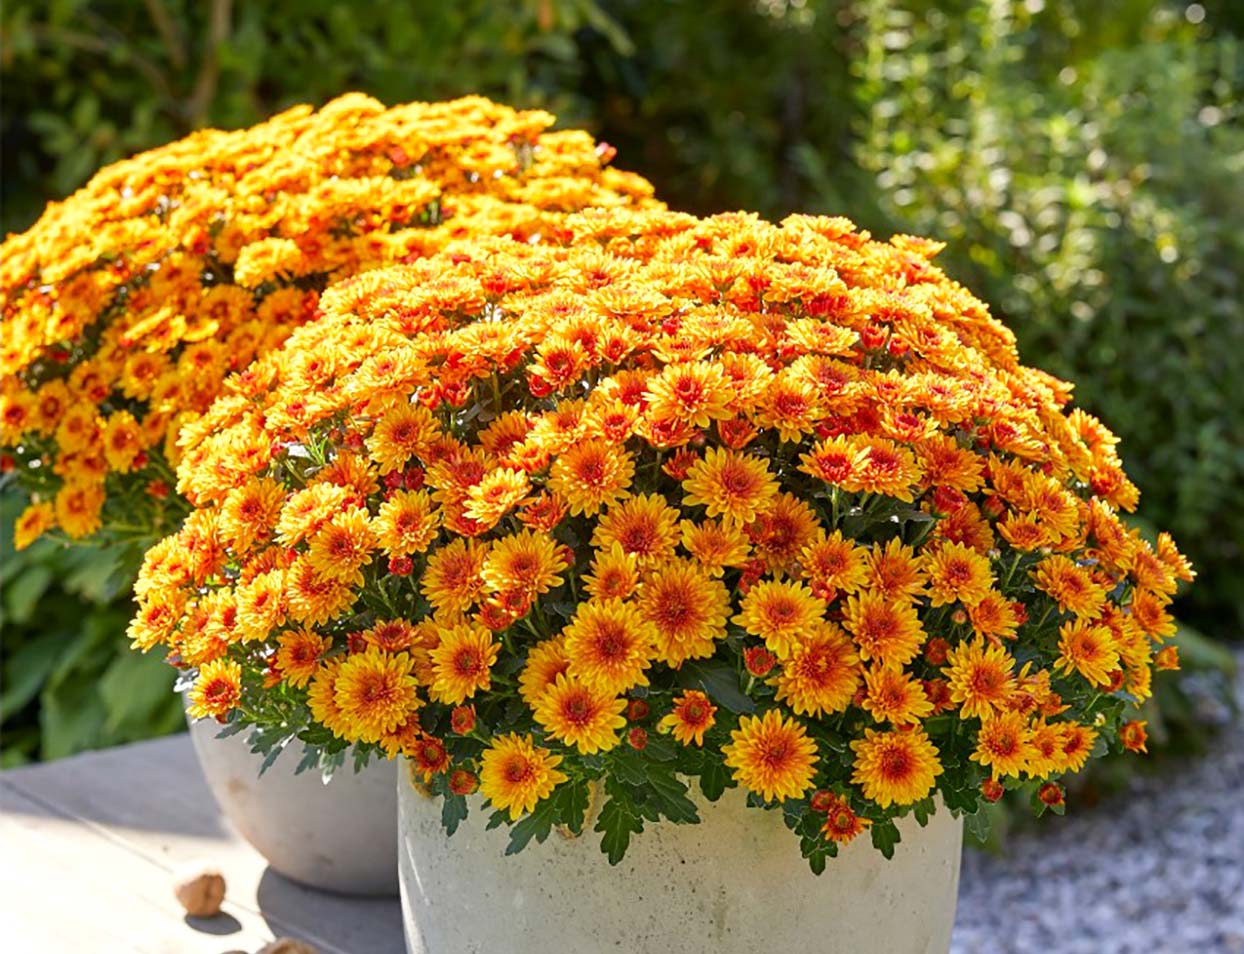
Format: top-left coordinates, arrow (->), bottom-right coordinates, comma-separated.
429,623 -> 500,705
187,658 -> 243,720
681,447 -> 779,527
479,733 -> 568,820
772,623 -> 860,717
850,726 -> 943,808
944,639 -> 1017,721
659,690 -> 717,747
722,709 -> 819,803
563,598 -> 656,695
532,675 -> 627,754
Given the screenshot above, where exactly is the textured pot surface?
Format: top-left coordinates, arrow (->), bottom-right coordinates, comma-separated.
398,764 -> 962,954
186,712 -> 399,895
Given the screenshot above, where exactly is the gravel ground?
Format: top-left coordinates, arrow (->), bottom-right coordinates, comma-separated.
952,659 -> 1244,954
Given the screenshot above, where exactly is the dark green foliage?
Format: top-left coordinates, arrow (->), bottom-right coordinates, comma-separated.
0,491 -> 183,765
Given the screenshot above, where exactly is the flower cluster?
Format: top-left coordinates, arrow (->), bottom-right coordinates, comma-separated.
1,94 -> 655,548
130,208 -> 1192,867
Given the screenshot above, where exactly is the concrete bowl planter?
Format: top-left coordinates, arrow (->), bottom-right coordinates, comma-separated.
185,711 -> 399,895
397,763 -> 962,954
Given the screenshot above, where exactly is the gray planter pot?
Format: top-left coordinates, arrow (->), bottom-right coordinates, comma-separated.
398,761 -> 961,953
186,710 -> 399,895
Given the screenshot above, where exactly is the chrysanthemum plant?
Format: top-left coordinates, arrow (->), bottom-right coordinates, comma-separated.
0,95 -> 654,549
132,209 -> 1193,869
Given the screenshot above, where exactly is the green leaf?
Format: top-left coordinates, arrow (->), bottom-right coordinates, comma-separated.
506,797 -> 557,855
608,748 -> 649,786
677,659 -> 755,714
698,757 -> 732,802
441,792 -> 469,837
4,564 -> 53,624
97,648 -> 176,735
870,818 -> 901,860
594,789 -> 645,866
641,733 -> 677,762
964,809 -> 992,845
294,745 -> 321,776
800,833 -> 834,874
555,778 -> 591,835
645,767 -> 699,824
0,630 -> 74,720
911,798 -> 935,828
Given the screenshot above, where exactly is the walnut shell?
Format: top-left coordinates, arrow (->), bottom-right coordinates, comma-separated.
172,864 -> 226,917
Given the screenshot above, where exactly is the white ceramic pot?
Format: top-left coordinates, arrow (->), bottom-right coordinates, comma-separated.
186,712 -> 399,895
398,763 -> 962,954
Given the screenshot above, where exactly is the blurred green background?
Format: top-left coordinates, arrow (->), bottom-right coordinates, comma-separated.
1,0 -> 1240,769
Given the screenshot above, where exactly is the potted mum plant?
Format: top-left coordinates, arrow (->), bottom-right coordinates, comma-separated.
130,207 -> 1191,951
0,94 -> 655,894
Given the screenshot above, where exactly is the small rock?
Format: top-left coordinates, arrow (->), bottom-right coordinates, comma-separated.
172,863 -> 226,917
255,939 -> 318,954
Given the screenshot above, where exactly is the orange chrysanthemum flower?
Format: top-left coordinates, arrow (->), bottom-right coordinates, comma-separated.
944,639 -> 1017,720
1055,619 -> 1120,688
772,623 -> 860,717
463,467 -> 530,528
1052,722 -> 1097,773
367,403 -> 439,474
971,710 -> 1033,779
1120,719 -> 1148,754
429,623 -> 500,704
799,530 -> 869,597
682,447 -> 780,527
1033,555 -> 1108,620
374,489 -> 440,557
219,477 -> 286,554
519,637 -> 572,707
582,542 -> 640,600
481,529 -> 568,598
862,537 -> 927,602
333,648 -> 420,743
14,501 -> 54,551
548,439 -> 635,516
819,793 -> 872,845
275,628 -> 331,688
850,726 -> 943,808
591,492 -> 681,564
563,598 -> 656,694
923,542 -> 994,608
733,580 -> 827,659
479,733 -> 568,820
645,361 -> 734,429
723,709 -> 819,803
532,675 -> 627,754
305,507 -> 376,584
637,558 -> 731,667
187,658 -> 243,720
284,557 -> 356,626
681,519 -> 751,576
842,591 -> 926,668
659,690 -> 717,746
860,665 -> 935,726
967,591 -> 1020,642
422,538 -> 487,615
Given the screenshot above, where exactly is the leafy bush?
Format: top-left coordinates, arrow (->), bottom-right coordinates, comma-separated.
0,488 -> 183,765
